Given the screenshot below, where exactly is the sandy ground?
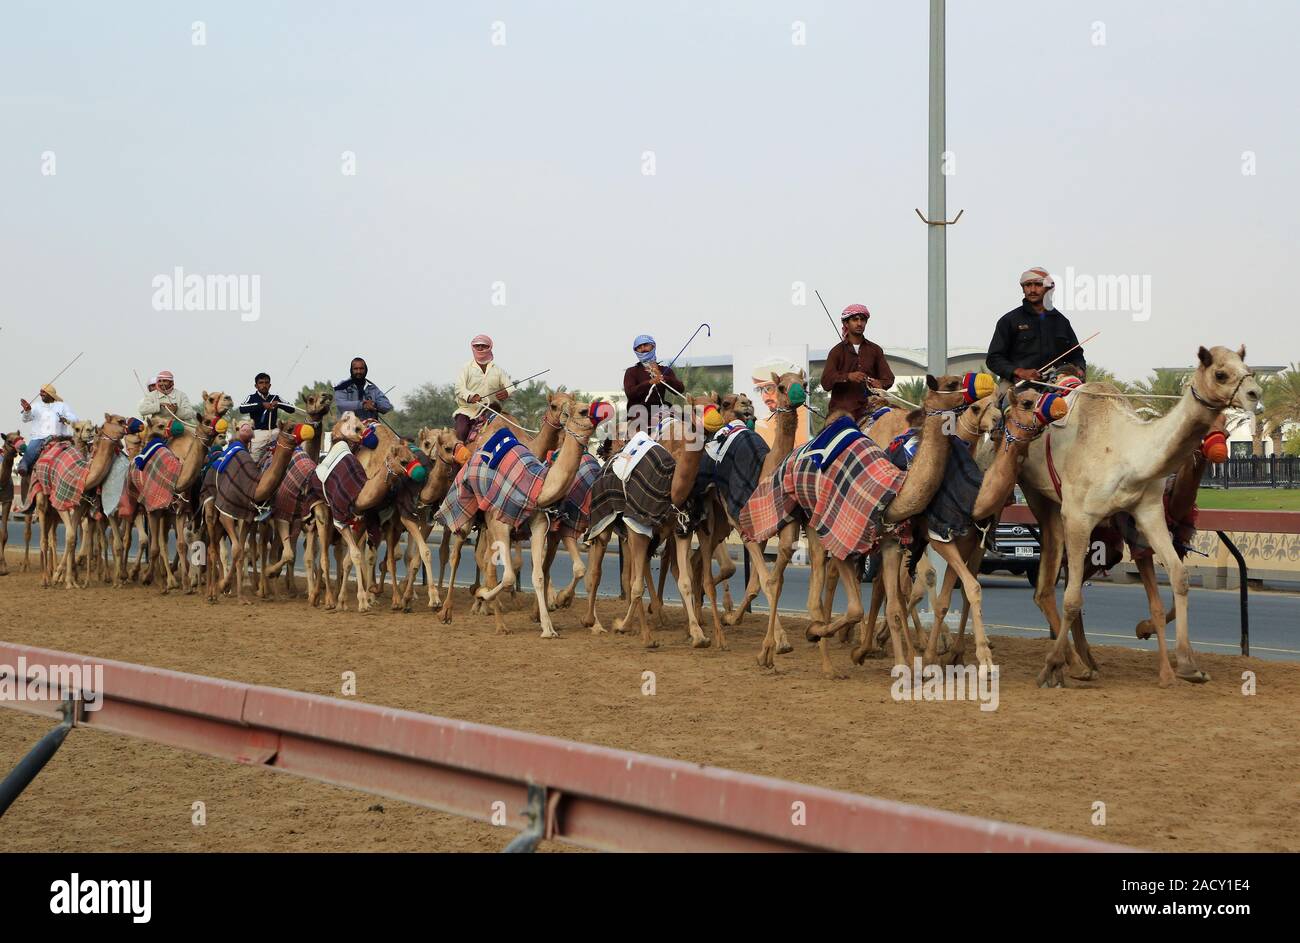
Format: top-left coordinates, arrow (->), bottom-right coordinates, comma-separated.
1,561 -> 1297,852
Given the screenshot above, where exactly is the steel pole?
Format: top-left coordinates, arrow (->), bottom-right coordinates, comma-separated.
926,0 -> 948,380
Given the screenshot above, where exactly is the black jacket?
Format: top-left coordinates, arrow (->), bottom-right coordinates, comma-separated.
985,304 -> 1086,382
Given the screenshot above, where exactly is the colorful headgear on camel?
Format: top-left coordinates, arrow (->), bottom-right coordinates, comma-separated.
1034,392 -> 1069,424
291,423 -> 315,442
787,381 -> 807,406
453,443 -> 472,465
1055,374 -> 1083,395
744,418 -> 756,431
470,334 -> 494,366
17,441 -> 25,454
403,459 -> 428,482
126,418 -> 145,434
214,417 -> 229,433
360,423 -> 380,450
588,401 -> 613,425
169,419 -> 186,437
633,334 -> 657,364
701,404 -> 723,433
961,372 -> 996,404
1201,430 -> 1229,464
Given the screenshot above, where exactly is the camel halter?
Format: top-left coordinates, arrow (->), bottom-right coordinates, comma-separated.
1189,369 -> 1253,412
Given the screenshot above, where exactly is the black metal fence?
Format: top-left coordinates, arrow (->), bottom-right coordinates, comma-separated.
1204,455 -> 1300,488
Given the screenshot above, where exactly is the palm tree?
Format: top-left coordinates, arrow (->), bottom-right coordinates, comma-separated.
1259,366 -> 1300,456
1085,363 -> 1127,391
893,377 -> 928,409
1130,368 -> 1188,418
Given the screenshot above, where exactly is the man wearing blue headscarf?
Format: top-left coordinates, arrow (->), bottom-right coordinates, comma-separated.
623,334 -> 685,432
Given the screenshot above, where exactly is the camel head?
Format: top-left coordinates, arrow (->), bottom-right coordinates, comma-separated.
331,411 -> 366,444
378,441 -> 422,481
72,419 -> 97,450
100,413 -> 130,444
1193,345 -> 1261,413
768,370 -> 809,411
1000,387 -> 1052,446
200,390 -> 234,422
2,432 -> 20,458
964,395 -> 1002,437
542,389 -> 575,429
144,415 -> 178,441
921,374 -> 969,414
718,392 -> 756,425
303,390 -> 334,420
417,426 -> 460,467
564,400 -> 610,444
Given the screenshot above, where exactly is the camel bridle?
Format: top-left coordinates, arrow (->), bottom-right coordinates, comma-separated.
1189,367 -> 1254,412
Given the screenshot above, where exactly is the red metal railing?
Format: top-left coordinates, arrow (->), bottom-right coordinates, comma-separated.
0,641 -> 1127,852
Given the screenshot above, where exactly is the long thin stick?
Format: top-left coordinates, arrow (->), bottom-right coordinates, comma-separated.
283,344 -> 309,384
1014,331 -> 1101,388
815,290 -> 844,341
484,369 -> 550,399
33,351 -> 83,399
665,323 -> 712,368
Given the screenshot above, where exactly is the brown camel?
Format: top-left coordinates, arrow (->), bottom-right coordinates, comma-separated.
261,390 -> 334,601
0,433 -> 19,575
391,426 -> 463,611
747,375 -> 971,678
130,414 -> 216,593
30,415 -> 129,589
467,400 -> 606,637
1018,345 -> 1261,687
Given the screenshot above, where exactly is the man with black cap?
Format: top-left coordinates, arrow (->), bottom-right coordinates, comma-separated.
819,304 -> 894,423
986,266 -> 1086,392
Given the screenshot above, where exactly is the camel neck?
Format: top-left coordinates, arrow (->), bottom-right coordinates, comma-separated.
1137,393 -> 1217,482
761,408 -> 798,477
536,426 -> 587,506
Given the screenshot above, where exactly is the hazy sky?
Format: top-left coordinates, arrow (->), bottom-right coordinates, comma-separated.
3,0 -> 1297,418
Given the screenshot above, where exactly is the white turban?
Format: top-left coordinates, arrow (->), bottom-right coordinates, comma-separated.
1020,266 -> 1055,311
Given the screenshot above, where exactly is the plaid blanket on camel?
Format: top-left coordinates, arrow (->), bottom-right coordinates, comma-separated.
587,440 -> 676,539
439,431 -> 549,534
214,446 -> 261,521
691,426 -> 769,524
274,447 -> 323,523
740,429 -> 907,560
888,432 -> 983,543
34,440 -> 90,513
549,452 -> 602,540
130,440 -> 184,513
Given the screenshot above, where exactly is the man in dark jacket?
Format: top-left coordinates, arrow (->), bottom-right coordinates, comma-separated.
623,334 -> 685,434
986,267 -> 1086,387
334,357 -> 393,422
819,304 -> 895,422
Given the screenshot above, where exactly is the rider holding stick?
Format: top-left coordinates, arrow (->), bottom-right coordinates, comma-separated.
623,334 -> 685,435
453,335 -> 511,442
819,304 -> 894,423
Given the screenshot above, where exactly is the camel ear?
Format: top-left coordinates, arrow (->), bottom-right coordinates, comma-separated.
770,372 -> 781,384
1197,346 -> 1214,367
104,412 -> 113,422
201,390 -> 209,400
925,374 -> 939,391
1237,344 -> 1247,361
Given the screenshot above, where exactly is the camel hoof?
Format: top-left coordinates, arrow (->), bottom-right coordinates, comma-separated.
644,640 -> 659,650
540,630 -> 560,639
1178,668 -> 1210,684
1135,619 -> 1156,640
589,625 -> 607,635
691,635 -> 711,649
1069,667 -> 1099,682
1037,667 -> 1065,688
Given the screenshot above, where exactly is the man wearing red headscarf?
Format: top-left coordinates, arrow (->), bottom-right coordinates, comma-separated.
453,335 -> 512,442
818,304 -> 894,422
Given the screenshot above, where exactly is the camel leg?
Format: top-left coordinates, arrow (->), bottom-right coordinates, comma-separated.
1133,555 -> 1162,640
927,540 -> 992,670
553,535 -> 586,609
612,531 -> 648,636
0,502 -> 10,576
1132,503 -> 1206,685
436,527 -> 451,594
813,559 -> 858,680
724,538 -> 765,626
1038,511 -> 1101,688
876,541 -> 914,671
581,532 -> 609,634
529,516 -> 563,639
698,529 -> 728,650
400,518 -> 437,611
533,530 -> 561,623
711,535 -> 737,616
671,533 -> 709,648
438,529 -> 469,623
1026,493 -> 1066,642
338,528 -> 372,613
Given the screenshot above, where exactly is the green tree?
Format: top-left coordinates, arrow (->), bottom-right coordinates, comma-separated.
389,382 -> 458,432
1259,366 -> 1300,456
1085,363 -> 1127,391
1130,368 -> 1188,418
893,377 -> 928,409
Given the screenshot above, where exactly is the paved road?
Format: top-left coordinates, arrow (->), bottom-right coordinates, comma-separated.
10,521 -> 1297,661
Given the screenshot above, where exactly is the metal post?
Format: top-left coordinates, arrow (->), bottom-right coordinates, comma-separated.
0,696 -> 76,817
1217,531 -> 1250,656
926,0 -> 948,380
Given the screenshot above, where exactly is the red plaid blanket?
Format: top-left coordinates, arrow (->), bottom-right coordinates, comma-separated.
549,452 -> 602,540
322,449 -> 369,524
440,441 -> 548,533
130,447 -> 184,513
274,448 -> 322,523
34,441 -> 90,513
215,448 -> 260,521
740,436 -> 907,560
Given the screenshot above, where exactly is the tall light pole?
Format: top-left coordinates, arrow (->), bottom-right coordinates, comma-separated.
926,0 -> 948,380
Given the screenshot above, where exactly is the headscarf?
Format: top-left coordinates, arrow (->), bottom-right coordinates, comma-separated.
633,334 -> 657,365
470,334 -> 494,366
156,370 -> 175,389
1020,267 -> 1055,311
840,304 -> 870,340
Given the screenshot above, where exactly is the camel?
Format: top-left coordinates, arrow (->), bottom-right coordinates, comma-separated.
843,390 -> 1003,656
436,396 -> 576,623
1018,345 -> 1261,687
261,390 -> 334,601
30,415 -> 130,589
209,421 -> 312,604
129,414 -> 217,593
101,428 -> 148,587
390,426 -> 462,611
0,433 -> 19,575
439,399 -> 607,636
742,375 -> 971,678
316,411 -> 421,612
581,396 -> 713,649
895,387 -> 1055,670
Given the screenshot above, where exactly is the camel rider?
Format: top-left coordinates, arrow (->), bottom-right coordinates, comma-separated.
623,334 -> 685,434
986,266 -> 1087,398
239,371 -> 298,461
334,357 -> 392,422
453,335 -> 511,443
18,384 -> 77,477
139,370 -> 197,423
819,304 -> 894,423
